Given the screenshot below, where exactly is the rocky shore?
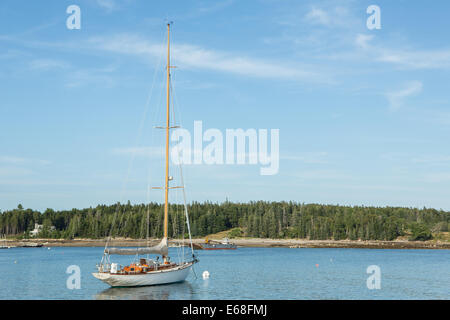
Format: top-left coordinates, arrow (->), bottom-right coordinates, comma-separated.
6,237 -> 450,249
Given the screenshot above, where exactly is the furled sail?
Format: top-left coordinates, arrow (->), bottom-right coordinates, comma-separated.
105,237 -> 168,256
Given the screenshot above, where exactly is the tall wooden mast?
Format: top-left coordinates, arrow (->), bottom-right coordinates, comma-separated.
164,22 -> 170,241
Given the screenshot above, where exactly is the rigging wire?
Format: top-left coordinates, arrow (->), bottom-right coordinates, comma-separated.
170,64 -> 196,260
144,26 -> 172,251
104,27 -> 165,252
170,78 -> 188,262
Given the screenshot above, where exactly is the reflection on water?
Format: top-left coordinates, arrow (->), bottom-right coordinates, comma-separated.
95,281 -> 195,300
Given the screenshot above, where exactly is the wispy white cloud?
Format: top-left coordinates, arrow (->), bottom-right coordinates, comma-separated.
377,48 -> 450,69
386,81 -> 423,111
431,110 -> 450,126
0,156 -> 27,164
112,146 -> 260,164
0,178 -> 92,187
354,33 -> 450,70
0,49 -> 28,60
266,3 -> 362,54
164,0 -> 235,21
305,7 -> 330,26
0,167 -> 34,177
379,153 -> 450,167
318,182 -> 424,192
65,65 -> 117,88
422,173 -> 450,183
196,0 -> 234,14
354,34 -> 373,50
0,156 -> 50,165
0,156 -> 50,180
304,5 -> 358,29
293,169 -> 352,181
282,152 -> 329,164
96,0 -> 117,12
29,58 -> 69,70
112,146 -> 164,157
89,34 -> 326,82
412,155 -> 450,165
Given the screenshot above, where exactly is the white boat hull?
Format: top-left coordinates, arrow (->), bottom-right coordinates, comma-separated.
92,262 -> 194,287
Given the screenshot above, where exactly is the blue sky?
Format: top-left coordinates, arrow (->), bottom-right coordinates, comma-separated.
1,0 -> 450,211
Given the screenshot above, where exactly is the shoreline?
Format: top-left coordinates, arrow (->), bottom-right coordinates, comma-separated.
6,238 -> 450,250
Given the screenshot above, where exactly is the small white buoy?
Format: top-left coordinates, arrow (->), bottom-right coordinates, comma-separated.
14,260 -> 17,264
202,270 -> 210,279
48,247 -> 51,250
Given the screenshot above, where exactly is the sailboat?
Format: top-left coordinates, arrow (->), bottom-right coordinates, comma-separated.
92,23 -> 199,287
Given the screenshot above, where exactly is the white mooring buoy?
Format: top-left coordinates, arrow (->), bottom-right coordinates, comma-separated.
202,270 -> 210,279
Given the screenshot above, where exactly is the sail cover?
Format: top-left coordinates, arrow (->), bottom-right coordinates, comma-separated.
105,237 -> 168,256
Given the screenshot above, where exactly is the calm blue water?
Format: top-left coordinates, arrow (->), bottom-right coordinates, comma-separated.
0,247 -> 448,300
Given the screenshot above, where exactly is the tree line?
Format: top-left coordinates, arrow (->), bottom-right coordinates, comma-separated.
0,201 -> 448,241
